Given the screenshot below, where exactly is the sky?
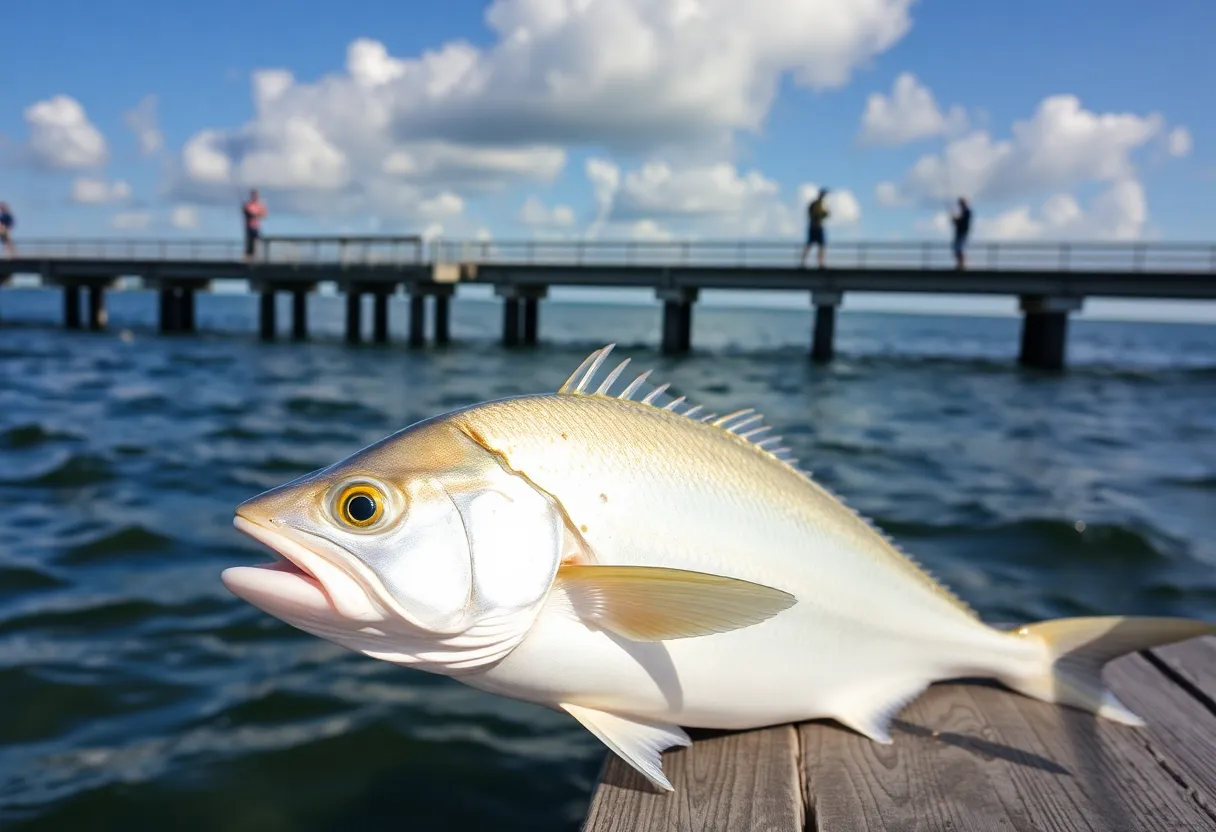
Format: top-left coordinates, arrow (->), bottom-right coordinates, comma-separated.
2,0 -> 1214,320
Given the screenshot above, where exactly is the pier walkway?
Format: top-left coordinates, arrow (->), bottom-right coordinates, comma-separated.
2,235 -> 1213,368
582,633 -> 1216,831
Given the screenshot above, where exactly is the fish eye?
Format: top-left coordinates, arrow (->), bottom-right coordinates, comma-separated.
335,483 -> 385,528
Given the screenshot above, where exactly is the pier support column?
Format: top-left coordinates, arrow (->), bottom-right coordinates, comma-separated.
259,290 -> 277,341
1018,295 -> 1082,370
372,291 -> 391,344
433,293 -> 450,346
345,287 -> 363,344
159,287 -> 178,334
657,288 -> 697,354
291,290 -> 308,340
63,285 -> 81,329
496,285 -> 547,347
179,289 -> 196,333
86,285 -> 107,330
408,292 -> 426,348
810,291 -> 842,364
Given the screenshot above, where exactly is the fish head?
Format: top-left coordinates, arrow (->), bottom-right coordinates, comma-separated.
221,415 -> 567,673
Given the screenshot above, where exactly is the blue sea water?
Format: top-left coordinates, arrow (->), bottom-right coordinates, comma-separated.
0,287 -> 1214,830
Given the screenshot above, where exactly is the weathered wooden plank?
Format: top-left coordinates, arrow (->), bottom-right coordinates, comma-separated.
1104,650 -> 1216,824
581,724 -> 801,832
799,654 -> 1216,831
1148,635 -> 1216,705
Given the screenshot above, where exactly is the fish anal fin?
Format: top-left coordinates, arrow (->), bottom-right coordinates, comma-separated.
561,703 -> 690,792
557,563 -> 796,642
831,679 -> 929,744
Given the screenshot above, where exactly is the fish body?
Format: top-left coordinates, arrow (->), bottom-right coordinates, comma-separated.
222,346 -> 1216,791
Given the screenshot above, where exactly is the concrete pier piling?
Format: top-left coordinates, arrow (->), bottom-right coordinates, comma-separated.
1018,295 -> 1083,370
811,291 -> 842,363
658,287 -> 697,354
496,285 -> 547,347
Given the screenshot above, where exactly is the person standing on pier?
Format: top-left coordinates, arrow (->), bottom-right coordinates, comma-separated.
0,203 -> 15,257
242,190 -> 266,262
950,197 -> 971,270
800,188 -> 830,268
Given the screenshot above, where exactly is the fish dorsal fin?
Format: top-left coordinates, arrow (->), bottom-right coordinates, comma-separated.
558,344 -> 801,469
556,345 -> 980,621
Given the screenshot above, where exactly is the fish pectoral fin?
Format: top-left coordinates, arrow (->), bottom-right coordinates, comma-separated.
556,563 -> 796,642
560,703 -> 690,792
831,679 -> 929,744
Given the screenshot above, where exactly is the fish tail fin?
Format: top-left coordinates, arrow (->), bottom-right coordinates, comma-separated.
996,616 -> 1216,725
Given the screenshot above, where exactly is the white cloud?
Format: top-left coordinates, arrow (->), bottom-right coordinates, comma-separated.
1167,126 -> 1192,158
169,2 -> 915,218
613,162 -> 779,218
24,95 -> 107,169
124,95 -> 163,155
518,195 -> 576,227
859,72 -> 967,146
111,211 -> 152,230
921,178 -> 1148,241
581,159 -> 862,239
888,94 -> 1167,206
875,180 -> 906,206
72,177 -> 131,204
170,205 -> 199,229
629,219 -> 673,241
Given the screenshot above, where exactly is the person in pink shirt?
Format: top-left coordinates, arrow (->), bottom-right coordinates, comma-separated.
242,190 -> 266,261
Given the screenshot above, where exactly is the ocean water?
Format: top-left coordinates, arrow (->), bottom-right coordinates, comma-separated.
1,287 -> 1215,831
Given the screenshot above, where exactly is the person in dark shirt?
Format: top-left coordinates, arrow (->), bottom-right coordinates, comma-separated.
951,197 -> 971,270
800,188 -> 830,268
0,203 -> 15,257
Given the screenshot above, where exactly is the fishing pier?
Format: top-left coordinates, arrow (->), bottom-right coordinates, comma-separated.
1,235 -> 1214,369
583,633 -> 1216,831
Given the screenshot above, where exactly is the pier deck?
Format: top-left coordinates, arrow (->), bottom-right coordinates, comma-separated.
3,235 -> 1214,368
582,635 -> 1216,831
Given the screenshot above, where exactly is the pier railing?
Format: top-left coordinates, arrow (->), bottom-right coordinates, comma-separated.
6,236 -> 1216,273
431,239 -> 1216,273
9,235 -> 426,266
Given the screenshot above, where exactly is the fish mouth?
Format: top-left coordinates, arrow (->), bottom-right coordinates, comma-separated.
224,515 -> 389,625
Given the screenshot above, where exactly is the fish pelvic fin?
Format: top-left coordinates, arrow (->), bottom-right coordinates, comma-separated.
997,616 -> 1216,725
556,344 -> 802,470
561,703 -> 690,792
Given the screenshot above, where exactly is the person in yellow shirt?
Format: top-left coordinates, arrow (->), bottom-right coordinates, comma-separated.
800,188 -> 829,268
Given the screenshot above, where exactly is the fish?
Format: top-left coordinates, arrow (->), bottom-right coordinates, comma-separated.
221,344 -> 1216,792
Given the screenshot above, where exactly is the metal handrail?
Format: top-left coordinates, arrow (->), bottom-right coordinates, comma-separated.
4,236 -> 1215,273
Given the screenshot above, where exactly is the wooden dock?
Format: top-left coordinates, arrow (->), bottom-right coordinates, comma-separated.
582,635 -> 1216,831
3,235 -> 1215,369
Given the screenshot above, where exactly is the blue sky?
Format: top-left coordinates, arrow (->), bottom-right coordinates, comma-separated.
1,0 -> 1213,319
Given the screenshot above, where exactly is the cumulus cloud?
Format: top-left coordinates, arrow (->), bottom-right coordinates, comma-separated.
170,205 -> 199,229
72,177 -> 131,204
24,95 -> 107,169
582,158 -> 861,239
125,95 -> 163,155
518,195 -> 576,227
168,1 -> 915,219
921,179 -> 1148,241
1167,126 -> 1192,158
885,94 -> 1168,206
859,72 -> 967,146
